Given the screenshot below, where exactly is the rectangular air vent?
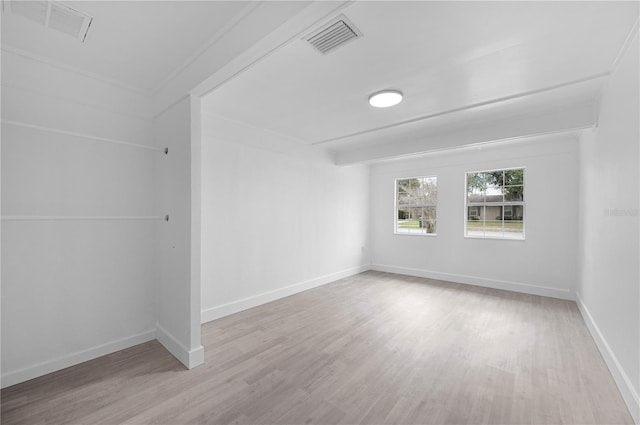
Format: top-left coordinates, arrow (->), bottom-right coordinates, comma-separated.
306,15 -> 362,55
7,0 -> 92,42
10,1 -> 48,25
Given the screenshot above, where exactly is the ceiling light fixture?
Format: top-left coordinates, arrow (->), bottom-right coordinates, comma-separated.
368,90 -> 403,108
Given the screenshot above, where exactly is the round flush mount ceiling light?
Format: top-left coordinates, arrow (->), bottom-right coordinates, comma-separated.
368,90 -> 403,108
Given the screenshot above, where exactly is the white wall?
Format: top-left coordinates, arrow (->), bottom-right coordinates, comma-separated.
1,50 -> 157,386
370,135 -> 579,300
577,32 -> 639,422
200,114 -> 370,322
153,96 -> 203,368
0,1 -> 322,385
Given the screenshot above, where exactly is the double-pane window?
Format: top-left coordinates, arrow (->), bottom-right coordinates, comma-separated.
396,176 -> 437,235
465,168 -> 525,239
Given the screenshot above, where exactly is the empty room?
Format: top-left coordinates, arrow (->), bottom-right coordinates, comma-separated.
1,1 -> 639,424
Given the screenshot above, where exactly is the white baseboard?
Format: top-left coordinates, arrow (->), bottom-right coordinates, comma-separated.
1,330 -> 156,389
576,293 -> 640,424
201,264 -> 370,324
371,264 -> 573,300
155,323 -> 204,369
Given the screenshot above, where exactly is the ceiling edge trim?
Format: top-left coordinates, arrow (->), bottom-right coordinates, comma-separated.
312,72 -> 610,147
0,45 -> 151,96
200,108 -> 308,146
152,94 -> 189,121
610,15 -> 639,74
338,127 -> 590,167
151,1 -> 262,95
3,81 -> 153,122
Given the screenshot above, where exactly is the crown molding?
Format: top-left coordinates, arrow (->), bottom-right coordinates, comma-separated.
151,1 -> 262,95
1,45 -> 151,96
2,119 -> 164,152
611,15 -> 639,75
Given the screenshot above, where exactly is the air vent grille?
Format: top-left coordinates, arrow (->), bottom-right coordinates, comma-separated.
306,15 -> 362,54
7,1 -> 92,42
49,2 -> 87,38
10,1 -> 48,25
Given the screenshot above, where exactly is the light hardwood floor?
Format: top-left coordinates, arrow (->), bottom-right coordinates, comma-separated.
1,271 -> 634,424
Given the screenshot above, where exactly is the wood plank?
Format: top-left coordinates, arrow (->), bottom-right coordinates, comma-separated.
1,271 -> 634,424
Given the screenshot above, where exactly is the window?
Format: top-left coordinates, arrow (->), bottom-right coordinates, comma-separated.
465,168 -> 524,239
396,176 -> 437,235
468,206 -> 480,220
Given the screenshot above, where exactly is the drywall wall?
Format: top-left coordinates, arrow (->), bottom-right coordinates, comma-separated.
0,1 -> 328,384
1,50 -> 157,387
369,135 -> 579,300
153,96 -> 203,368
577,32 -> 639,422
200,113 -> 370,322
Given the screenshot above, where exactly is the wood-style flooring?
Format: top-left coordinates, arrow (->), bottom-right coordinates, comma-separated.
1,271 -> 634,424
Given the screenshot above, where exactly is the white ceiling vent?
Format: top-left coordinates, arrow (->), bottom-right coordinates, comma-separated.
306,15 -> 362,55
9,1 -> 49,25
6,1 -> 92,42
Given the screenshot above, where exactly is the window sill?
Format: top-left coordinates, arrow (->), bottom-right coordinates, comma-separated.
464,235 -> 525,241
394,232 -> 438,237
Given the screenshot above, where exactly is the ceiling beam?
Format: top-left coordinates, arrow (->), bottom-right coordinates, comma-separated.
153,2 -> 351,118
335,101 -> 596,165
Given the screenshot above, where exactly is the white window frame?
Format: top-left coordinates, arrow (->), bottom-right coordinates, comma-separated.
395,175 -> 438,236
464,167 -> 525,240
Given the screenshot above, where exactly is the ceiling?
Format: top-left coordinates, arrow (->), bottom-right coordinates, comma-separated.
201,1 -> 638,158
1,1 -> 255,92
2,1 -> 637,161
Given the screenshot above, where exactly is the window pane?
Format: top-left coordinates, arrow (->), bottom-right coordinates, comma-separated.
420,177 -> 438,206
467,188 -> 484,203
397,178 -> 417,205
486,189 -> 503,203
396,176 -> 437,235
466,172 -> 486,203
397,207 -> 413,233
504,186 -> 524,201
503,218 -> 524,239
485,171 -> 503,198
466,205 -> 485,236
422,206 -> 437,234
467,206 -> 481,220
504,206 -> 523,237
486,206 -> 502,221
464,168 -> 525,240
483,219 -> 504,238
479,205 -> 486,221
503,220 -> 524,233
505,169 -> 524,186
511,205 -> 524,220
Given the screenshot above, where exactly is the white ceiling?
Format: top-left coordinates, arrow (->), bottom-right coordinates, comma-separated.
202,1 -> 638,155
3,1 -> 637,160
1,1 -> 254,91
